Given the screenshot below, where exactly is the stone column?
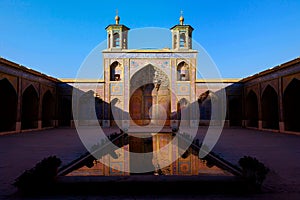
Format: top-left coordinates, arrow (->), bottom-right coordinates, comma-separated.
258,121 -> 263,129
258,83 -> 263,130
54,88 -> 58,127
278,77 -> 285,132
16,77 -> 22,133
38,84 -> 42,129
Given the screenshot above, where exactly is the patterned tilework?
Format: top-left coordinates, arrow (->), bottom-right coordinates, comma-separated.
103,53 -> 197,59
110,83 -> 123,95
178,161 -> 192,175
129,59 -> 170,78
176,82 -> 190,95
0,74 -> 18,91
109,162 -> 124,175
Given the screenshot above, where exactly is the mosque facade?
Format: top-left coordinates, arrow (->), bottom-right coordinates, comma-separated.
0,14 -> 300,135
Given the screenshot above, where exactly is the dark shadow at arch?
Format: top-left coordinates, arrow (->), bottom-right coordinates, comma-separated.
177,98 -> 189,127
177,98 -> 189,119
284,78 -> 300,132
261,85 -> 279,129
22,85 -> 39,129
42,90 -> 54,127
0,79 -> 17,132
246,91 -> 258,128
228,96 -> 242,126
95,97 -> 103,124
110,98 -> 121,127
60,97 -> 72,126
198,91 -> 212,125
110,61 -> 121,81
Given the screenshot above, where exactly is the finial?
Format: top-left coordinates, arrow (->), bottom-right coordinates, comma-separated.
115,9 -> 120,25
179,10 -> 184,25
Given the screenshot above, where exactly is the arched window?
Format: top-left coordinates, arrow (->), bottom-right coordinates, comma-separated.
108,34 -> 111,48
177,62 -> 189,81
188,32 -> 192,49
110,61 -> 121,81
173,34 -> 177,49
179,33 -> 186,48
113,32 -> 120,47
123,35 -> 127,49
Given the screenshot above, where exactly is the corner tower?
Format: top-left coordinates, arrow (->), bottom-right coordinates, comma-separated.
105,11 -> 130,50
170,12 -> 194,50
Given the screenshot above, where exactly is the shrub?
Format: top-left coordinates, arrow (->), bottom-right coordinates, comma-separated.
238,156 -> 269,190
13,156 -> 61,192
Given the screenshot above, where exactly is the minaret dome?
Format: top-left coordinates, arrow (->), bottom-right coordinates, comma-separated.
179,11 -> 184,25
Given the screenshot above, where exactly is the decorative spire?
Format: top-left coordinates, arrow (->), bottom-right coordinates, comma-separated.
115,9 -> 120,25
179,10 -> 184,25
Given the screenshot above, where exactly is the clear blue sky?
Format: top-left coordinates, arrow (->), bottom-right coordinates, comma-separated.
1,0 -> 300,78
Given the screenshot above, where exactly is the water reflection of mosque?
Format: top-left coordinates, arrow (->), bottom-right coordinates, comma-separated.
61,130 -> 239,177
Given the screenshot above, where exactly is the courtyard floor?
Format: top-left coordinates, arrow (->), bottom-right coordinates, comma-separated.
0,127 -> 300,199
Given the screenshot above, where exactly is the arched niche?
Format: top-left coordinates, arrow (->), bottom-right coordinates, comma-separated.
42,90 -> 54,127
110,61 -> 122,81
245,90 -> 259,128
177,61 -> 189,81
261,85 -> 279,129
0,78 -> 17,131
22,85 -> 39,129
283,78 -> 300,132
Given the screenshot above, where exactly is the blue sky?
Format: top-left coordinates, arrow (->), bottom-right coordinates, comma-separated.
0,0 -> 299,78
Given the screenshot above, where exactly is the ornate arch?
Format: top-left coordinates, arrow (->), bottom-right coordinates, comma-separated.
261,82 -> 278,98
283,78 -> 300,131
283,75 -> 300,92
261,85 -> 279,129
0,74 -> 18,92
130,64 -> 170,95
22,85 -> 39,129
0,78 -> 17,131
22,82 -> 39,97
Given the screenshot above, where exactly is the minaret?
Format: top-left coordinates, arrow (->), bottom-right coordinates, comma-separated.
170,11 -> 194,50
105,10 -> 130,50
